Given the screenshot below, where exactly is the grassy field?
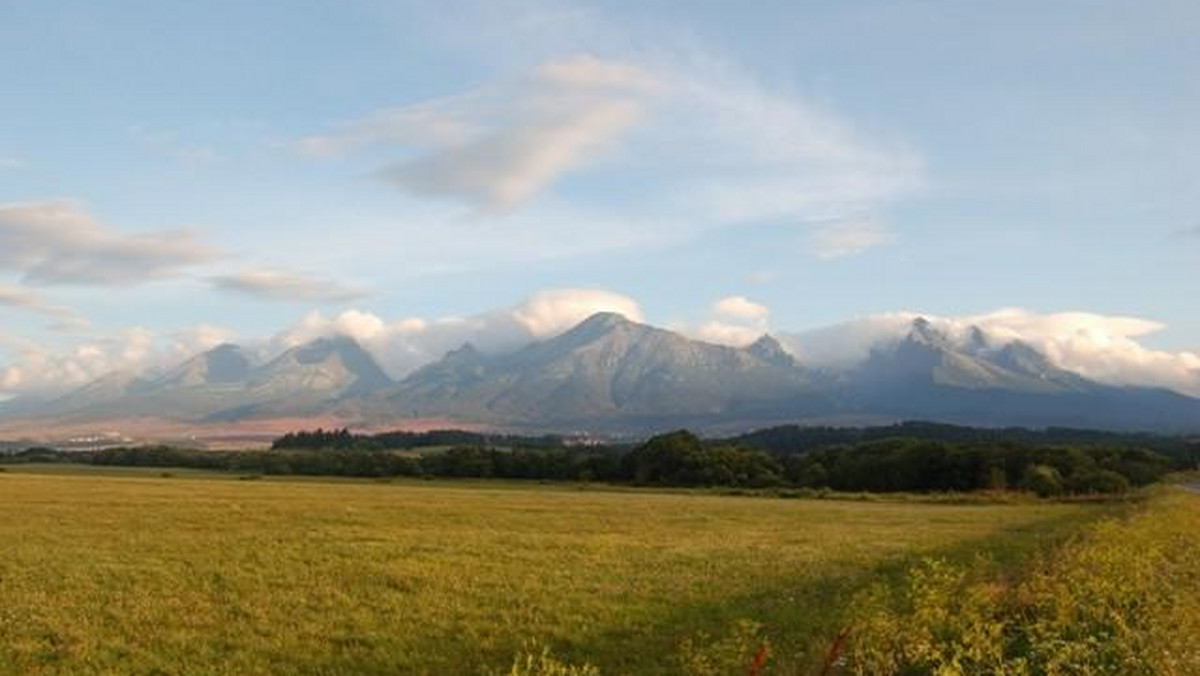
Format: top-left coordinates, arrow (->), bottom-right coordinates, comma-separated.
0,467 -> 1130,675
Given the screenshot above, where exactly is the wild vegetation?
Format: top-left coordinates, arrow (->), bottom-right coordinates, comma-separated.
840,487 -> 1200,675
0,467 -> 1133,675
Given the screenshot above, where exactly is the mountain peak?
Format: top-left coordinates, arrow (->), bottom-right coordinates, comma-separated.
194,343 -> 253,383
441,342 -> 485,364
965,326 -> 990,352
208,342 -> 245,354
551,312 -> 642,346
263,334 -> 392,396
304,334 -> 360,350
577,311 -> 635,330
907,317 -> 951,347
448,341 -> 479,356
746,334 -> 795,367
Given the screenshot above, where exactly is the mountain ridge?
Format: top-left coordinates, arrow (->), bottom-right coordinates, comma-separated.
3,312 -> 1198,434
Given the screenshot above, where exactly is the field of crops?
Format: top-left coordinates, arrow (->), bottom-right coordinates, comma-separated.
0,467 -> 1156,675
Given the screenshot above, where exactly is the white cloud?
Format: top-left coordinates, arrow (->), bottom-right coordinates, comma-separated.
510,287 -> 642,336
0,284 -> 88,331
210,268 -> 367,304
782,309 -> 1200,396
0,157 -> 26,170
809,220 -> 895,259
963,309 -> 1200,395
712,295 -> 769,323
692,321 -> 765,347
683,295 -> 772,347
298,52 -> 921,268
780,313 -> 923,368
0,201 -> 219,286
300,55 -> 656,211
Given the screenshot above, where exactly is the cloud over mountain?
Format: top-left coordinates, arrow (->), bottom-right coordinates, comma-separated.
268,288 -> 643,378
783,309 -> 1200,396
4,289 -> 1197,402
0,323 -> 236,396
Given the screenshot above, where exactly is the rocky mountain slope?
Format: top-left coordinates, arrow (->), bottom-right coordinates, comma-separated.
4,313 -> 1198,433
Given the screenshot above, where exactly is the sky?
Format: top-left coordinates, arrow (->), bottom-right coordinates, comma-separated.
1,0 -> 1198,396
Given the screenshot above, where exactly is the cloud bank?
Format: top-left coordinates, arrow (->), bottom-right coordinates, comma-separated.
269,287 -> 643,377
0,324 -> 235,396
782,309 -> 1200,396
4,291 -> 1196,400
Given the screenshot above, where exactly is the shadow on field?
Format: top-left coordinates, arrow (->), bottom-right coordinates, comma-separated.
536,505 -> 1117,676
295,503 -> 1118,676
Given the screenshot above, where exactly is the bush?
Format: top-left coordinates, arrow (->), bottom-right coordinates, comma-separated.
1067,468 -> 1131,494
1020,464 -> 1064,497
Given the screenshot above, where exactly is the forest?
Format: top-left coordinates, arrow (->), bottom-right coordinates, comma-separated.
4,423 -> 1188,495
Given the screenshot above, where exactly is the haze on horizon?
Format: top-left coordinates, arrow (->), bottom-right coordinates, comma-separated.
1,0 -> 1198,400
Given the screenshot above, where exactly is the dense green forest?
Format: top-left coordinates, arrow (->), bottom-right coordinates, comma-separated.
4,422 -> 1191,495
731,421 -> 1199,460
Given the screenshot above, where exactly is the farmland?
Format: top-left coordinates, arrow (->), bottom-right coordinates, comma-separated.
0,467 -> 1183,675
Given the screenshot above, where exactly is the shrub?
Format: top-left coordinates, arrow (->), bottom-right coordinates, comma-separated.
1020,464 -> 1064,497
1067,468 -> 1131,494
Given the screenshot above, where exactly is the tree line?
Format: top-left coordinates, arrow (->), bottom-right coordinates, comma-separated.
271,427 -> 567,451
732,421 -> 1200,462
2,426 -> 1185,495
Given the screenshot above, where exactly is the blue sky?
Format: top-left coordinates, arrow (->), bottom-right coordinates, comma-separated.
1,0 -> 1198,394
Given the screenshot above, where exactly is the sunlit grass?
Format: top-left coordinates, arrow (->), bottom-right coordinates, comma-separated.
0,470 -> 1117,675
842,487 -> 1200,675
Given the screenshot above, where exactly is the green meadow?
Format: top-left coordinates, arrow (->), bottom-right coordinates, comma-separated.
0,467 -> 1184,675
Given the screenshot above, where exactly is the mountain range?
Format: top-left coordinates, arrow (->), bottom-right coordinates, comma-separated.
2,312 -> 1198,436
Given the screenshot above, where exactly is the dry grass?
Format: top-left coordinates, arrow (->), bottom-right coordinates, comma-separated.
0,469 -> 1115,675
